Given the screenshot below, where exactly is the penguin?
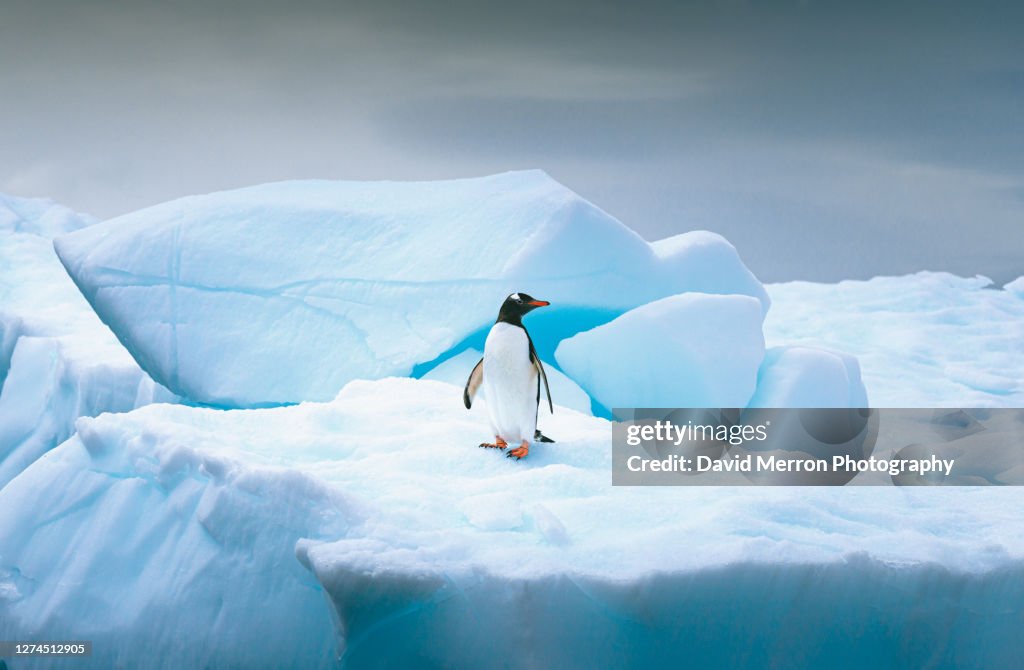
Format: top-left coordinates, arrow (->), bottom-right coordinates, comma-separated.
463,292 -> 554,459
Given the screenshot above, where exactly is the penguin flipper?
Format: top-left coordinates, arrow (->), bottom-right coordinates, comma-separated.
528,339 -> 554,414
463,357 -> 484,409
539,363 -> 553,414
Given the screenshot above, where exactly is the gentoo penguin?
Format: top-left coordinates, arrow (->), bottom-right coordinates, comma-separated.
463,292 -> 553,459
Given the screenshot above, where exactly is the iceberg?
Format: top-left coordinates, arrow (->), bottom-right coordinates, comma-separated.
0,197 -> 175,490
0,192 -> 95,238
54,171 -> 769,407
2,377 -> 1021,668
554,293 -> 766,410
0,404 -> 346,668
5,184 -> 1021,668
651,230 -> 772,301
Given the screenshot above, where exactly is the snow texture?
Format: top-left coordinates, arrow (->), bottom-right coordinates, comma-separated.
0,407 -> 345,668
0,198 -> 176,490
53,171 -> 768,407
555,293 -> 766,410
765,273 -> 1024,407
1,378 -> 1021,668
749,346 -> 869,408
0,192 -> 96,237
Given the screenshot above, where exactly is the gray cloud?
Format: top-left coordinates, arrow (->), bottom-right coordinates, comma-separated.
1,0 -> 1021,282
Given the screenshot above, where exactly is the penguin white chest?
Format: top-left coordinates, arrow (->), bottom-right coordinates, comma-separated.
482,322 -> 538,444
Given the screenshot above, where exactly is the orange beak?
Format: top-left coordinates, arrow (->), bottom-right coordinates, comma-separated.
528,300 -> 550,307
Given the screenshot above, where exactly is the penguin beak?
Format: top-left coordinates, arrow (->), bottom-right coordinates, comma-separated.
528,300 -> 550,307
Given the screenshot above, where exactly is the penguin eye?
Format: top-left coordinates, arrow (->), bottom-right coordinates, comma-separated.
515,297 -> 523,304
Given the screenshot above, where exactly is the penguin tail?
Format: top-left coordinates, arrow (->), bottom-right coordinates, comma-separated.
534,429 -> 555,443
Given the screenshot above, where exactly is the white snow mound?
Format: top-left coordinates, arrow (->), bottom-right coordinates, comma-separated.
555,293 -> 766,409
53,171 -> 768,407
749,346 -> 868,408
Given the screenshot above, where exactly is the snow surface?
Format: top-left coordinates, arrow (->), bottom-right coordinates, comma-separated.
53,171 -> 768,407
0,199 -> 176,490
0,192 -> 96,238
0,406 -> 344,668
3,185 -> 1022,667
1,377 -> 1022,668
555,293 -> 766,410
765,273 -> 1024,407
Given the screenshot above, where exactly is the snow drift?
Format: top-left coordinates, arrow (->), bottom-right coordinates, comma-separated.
53,171 -> 768,407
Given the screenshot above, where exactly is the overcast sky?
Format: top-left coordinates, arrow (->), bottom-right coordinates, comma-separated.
2,0 -> 1021,283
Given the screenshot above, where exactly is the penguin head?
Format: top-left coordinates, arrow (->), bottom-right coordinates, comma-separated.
497,292 -> 550,324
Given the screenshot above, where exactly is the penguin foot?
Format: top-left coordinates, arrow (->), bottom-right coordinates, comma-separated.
506,441 -> 530,460
479,437 -> 508,450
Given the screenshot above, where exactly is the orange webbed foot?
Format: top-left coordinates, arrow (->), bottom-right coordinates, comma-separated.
479,437 -> 508,450
506,440 -> 530,460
